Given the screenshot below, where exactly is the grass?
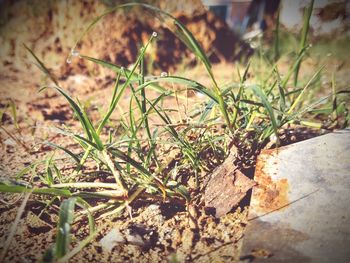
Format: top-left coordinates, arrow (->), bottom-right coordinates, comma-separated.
0,2 -> 349,261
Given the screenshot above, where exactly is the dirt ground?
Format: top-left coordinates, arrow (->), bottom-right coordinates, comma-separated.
0,56 -> 252,262
1,1 -> 350,262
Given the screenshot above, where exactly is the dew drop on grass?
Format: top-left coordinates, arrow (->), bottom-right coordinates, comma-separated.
152,31 -> 158,38
160,72 -> 168,77
71,49 -> 80,57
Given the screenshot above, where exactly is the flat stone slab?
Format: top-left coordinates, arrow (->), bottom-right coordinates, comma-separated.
240,130 -> 350,263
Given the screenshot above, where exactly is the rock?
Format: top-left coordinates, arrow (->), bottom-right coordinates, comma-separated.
143,204 -> 165,226
204,146 -> 256,217
100,229 -> 126,252
100,224 -> 156,252
125,229 -> 146,247
171,228 -> 182,249
240,130 -> 350,263
126,224 -> 158,249
181,228 -> 195,251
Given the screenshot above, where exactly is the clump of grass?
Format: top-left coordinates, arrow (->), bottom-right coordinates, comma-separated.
0,3 -> 348,261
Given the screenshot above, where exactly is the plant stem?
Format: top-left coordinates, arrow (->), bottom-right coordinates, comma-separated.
101,150 -> 127,193
51,182 -> 124,190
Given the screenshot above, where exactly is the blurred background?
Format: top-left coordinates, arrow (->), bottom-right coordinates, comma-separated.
0,0 -> 349,122
0,0 -> 349,72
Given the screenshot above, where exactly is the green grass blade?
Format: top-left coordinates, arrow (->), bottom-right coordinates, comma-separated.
80,104 -> 104,150
56,229 -> 99,263
8,99 -> 19,129
81,55 -> 138,80
199,99 -> 216,123
72,2 -> 231,130
96,32 -> 155,134
251,85 -> 279,138
110,148 -> 152,178
281,46 -> 309,89
0,184 -> 72,197
40,85 -> 92,141
110,148 -> 165,192
82,55 -> 166,93
44,141 -> 81,164
16,161 -> 42,179
53,127 -> 99,150
288,66 -> 324,114
274,9 -> 280,61
45,154 -> 55,186
294,0 -> 314,86
55,198 -> 77,259
135,76 -> 217,102
110,72 -> 121,109
24,44 -> 58,86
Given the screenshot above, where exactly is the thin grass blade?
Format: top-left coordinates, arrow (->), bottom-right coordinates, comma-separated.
55,198 -> 77,259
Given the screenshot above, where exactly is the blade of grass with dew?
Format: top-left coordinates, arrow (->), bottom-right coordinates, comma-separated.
96,32 -> 156,135
72,3 -> 231,130
25,47 -> 98,146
